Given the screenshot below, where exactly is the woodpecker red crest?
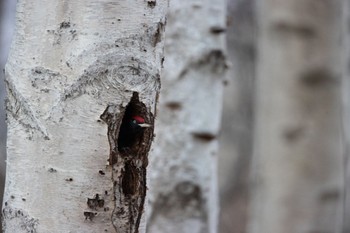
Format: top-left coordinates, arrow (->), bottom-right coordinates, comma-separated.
132,116 -> 151,128
118,115 -> 151,151
132,116 -> 145,124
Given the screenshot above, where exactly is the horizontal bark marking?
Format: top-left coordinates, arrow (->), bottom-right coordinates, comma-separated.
165,101 -> 182,111
300,68 -> 338,88
271,21 -> 317,39
192,132 -> 217,141
210,26 -> 226,34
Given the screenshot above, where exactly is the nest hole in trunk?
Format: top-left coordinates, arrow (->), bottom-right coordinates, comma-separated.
117,92 -> 151,157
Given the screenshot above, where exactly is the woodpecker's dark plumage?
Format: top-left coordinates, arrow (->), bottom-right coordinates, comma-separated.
118,115 -> 151,151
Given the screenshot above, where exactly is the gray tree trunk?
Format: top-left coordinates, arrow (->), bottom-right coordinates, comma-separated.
218,0 -> 256,232
0,3 -> 17,233
2,1 -> 168,232
146,0 -> 227,233
342,0 -> 350,232
249,0 -> 344,233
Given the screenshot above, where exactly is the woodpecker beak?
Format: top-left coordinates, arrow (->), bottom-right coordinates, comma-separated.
138,123 -> 152,128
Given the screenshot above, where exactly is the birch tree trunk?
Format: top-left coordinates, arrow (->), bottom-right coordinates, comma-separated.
342,0 -> 350,232
146,0 -> 227,233
2,1 -> 167,232
219,0 -> 256,232
249,0 -> 344,233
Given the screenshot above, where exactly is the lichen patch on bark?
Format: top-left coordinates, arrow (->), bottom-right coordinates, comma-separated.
2,206 -> 39,233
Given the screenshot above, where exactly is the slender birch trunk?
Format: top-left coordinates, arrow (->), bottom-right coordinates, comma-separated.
2,1 -> 168,232
249,1 -> 344,233
146,0 -> 227,233
343,0 -> 350,232
219,0 -> 256,232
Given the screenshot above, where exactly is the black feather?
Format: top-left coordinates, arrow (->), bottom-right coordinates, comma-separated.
118,119 -> 143,151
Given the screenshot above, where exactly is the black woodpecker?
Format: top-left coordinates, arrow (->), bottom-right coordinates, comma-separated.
118,115 -> 151,151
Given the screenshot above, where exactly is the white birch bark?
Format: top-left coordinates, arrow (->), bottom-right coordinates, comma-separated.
249,0 -> 344,233
146,0 -> 227,233
2,1 -> 167,232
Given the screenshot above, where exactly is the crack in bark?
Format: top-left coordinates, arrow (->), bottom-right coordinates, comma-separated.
100,92 -> 154,233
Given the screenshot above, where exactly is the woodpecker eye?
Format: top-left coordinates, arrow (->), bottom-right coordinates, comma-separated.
117,94 -> 148,154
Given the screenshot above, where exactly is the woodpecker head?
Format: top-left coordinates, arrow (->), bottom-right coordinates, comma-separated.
131,116 -> 152,128
118,115 -> 151,151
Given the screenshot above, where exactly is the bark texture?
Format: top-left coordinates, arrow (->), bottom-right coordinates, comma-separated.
146,0 -> 227,233
2,1 -> 167,232
249,0 -> 344,233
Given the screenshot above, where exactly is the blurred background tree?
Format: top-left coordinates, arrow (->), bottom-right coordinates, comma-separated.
147,0 -> 226,232
249,0 -> 344,232
218,0 -> 256,232
0,0 -> 16,221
